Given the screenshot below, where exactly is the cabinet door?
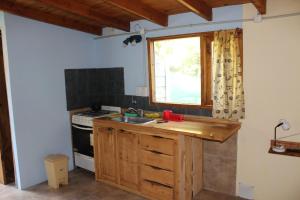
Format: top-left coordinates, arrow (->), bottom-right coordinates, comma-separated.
117,129 -> 139,190
98,127 -> 117,183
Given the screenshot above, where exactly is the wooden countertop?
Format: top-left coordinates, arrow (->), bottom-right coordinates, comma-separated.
93,115 -> 241,143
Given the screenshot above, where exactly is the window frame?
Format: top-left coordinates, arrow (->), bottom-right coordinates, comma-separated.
147,32 -> 213,109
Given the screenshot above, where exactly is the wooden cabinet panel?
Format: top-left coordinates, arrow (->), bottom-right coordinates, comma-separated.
119,160 -> 139,190
117,130 -> 139,190
141,180 -> 174,200
140,134 -> 175,156
117,130 -> 138,162
98,127 -> 117,182
140,150 -> 174,171
140,165 -> 174,187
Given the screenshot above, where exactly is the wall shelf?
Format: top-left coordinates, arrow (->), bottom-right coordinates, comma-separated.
269,140 -> 300,157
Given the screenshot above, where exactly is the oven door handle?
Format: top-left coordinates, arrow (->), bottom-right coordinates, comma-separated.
72,124 -> 93,131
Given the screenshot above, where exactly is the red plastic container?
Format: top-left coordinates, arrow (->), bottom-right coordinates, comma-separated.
162,110 -> 184,122
162,110 -> 173,120
170,113 -> 184,122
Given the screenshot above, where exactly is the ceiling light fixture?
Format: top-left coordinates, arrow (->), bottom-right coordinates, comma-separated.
122,35 -> 142,47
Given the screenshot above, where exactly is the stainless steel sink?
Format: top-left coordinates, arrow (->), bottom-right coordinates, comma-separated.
112,116 -> 155,124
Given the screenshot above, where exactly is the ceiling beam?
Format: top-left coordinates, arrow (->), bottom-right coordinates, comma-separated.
0,1 -> 102,35
251,0 -> 267,14
108,0 -> 168,27
37,0 -> 130,31
176,0 -> 212,21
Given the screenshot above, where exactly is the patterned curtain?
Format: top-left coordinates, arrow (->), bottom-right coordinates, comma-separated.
212,29 -> 245,120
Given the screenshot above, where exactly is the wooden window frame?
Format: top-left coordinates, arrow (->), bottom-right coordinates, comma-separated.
147,32 -> 213,109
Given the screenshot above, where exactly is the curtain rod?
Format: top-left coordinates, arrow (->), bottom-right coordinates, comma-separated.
94,12 -> 300,40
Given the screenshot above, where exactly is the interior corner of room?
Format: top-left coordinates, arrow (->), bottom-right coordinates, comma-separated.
0,0 -> 300,200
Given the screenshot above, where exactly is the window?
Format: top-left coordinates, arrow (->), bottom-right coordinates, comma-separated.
147,33 -> 213,108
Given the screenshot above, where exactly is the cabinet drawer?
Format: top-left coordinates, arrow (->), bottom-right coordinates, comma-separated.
141,180 -> 174,200
140,150 -> 174,171
140,165 -> 174,187
140,135 -> 175,156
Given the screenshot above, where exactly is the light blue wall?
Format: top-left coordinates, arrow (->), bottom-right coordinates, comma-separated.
92,6 -> 243,95
0,12 -> 4,28
3,13 -> 95,189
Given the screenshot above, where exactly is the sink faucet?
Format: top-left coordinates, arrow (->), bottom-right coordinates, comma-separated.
127,107 -> 144,117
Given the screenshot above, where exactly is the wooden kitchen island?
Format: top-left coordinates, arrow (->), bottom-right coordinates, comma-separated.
93,116 -> 241,200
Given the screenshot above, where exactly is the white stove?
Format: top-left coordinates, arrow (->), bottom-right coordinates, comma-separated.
71,106 -> 121,172
72,110 -> 112,127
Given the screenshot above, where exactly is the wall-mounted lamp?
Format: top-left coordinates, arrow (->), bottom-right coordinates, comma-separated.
273,119 -> 290,153
122,35 -> 142,47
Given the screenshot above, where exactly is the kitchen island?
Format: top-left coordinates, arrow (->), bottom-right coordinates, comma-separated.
93,115 -> 241,200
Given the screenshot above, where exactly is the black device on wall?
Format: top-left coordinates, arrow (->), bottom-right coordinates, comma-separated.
64,67 -> 125,110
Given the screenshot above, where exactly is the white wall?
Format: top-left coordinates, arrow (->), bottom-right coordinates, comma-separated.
237,1 -> 300,199
2,13 -> 95,189
92,6 -> 243,95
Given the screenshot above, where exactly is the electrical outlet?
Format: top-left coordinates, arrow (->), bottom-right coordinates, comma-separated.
238,182 -> 254,200
136,86 -> 148,97
131,96 -> 137,105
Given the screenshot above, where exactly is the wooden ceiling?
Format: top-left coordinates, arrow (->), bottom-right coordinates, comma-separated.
0,0 -> 266,35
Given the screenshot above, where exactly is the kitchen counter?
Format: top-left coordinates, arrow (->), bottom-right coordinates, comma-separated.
93,115 -> 241,142
93,114 -> 241,200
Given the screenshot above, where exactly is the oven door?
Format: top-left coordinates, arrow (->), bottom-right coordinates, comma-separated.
72,124 -> 94,157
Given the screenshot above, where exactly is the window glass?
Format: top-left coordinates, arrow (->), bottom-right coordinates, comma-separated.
153,37 -> 201,105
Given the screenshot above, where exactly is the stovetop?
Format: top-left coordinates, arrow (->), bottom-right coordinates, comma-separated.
72,109 -> 118,127
76,110 -> 111,117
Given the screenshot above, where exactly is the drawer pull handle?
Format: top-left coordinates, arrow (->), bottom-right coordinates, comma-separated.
107,127 -> 113,131
119,129 -> 125,133
150,150 -> 162,155
149,165 -> 163,170
145,179 -> 172,189
152,135 -> 163,139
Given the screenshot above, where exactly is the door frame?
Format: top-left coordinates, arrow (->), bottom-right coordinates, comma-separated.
0,30 -> 15,184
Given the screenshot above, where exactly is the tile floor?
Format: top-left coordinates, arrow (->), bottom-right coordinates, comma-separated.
0,168 -> 245,200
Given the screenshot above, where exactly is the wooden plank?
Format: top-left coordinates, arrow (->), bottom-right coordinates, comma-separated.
108,0 -> 168,26
37,0 -> 130,31
177,135 -> 185,200
0,31 -> 15,185
269,140 -> 300,158
192,138 -> 203,196
251,0 -> 267,14
176,0 -> 212,21
0,152 -> 4,184
185,136 -> 193,199
94,115 -> 241,143
200,32 -> 214,108
93,126 -> 100,180
0,1 -> 102,35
